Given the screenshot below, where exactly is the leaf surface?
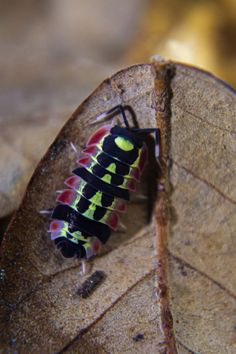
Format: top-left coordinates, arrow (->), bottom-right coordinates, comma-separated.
169,64 -> 236,353
0,62 -> 236,353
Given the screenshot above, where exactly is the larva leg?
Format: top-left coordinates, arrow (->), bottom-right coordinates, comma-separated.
80,260 -> 93,276
80,260 -> 87,275
39,209 -> 53,215
89,105 -> 138,129
70,142 -> 78,154
70,142 -> 86,157
130,193 -> 148,203
116,221 -> 127,233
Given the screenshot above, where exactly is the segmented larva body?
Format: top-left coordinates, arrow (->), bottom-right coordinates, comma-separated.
49,124 -> 147,259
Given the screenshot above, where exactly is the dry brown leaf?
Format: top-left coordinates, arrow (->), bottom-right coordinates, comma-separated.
0,61 -> 236,354
169,65 -> 236,353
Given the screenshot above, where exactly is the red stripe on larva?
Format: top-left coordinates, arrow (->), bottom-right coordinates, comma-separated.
127,179 -> 136,191
77,156 -> 91,166
117,200 -> 127,213
56,189 -> 77,205
92,238 -> 102,253
131,167 -> 140,181
50,220 -> 64,232
107,212 -> 119,230
82,145 -> 97,155
138,146 -> 148,172
86,125 -> 110,146
64,175 -> 81,189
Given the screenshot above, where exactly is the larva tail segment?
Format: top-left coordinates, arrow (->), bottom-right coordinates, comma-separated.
49,219 -> 102,259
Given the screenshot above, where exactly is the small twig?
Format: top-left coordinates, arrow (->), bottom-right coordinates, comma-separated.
152,57 -> 177,354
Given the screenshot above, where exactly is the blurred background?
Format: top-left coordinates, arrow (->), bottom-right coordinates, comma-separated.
0,0 -> 236,225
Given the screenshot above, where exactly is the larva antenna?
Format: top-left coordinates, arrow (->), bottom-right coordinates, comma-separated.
89,105 -> 139,129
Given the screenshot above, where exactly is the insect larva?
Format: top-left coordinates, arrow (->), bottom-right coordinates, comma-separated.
49,105 -> 159,259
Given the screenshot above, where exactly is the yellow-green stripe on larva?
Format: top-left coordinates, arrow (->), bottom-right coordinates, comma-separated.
131,148 -> 142,168
82,203 -> 109,224
82,203 -> 97,220
87,157 -> 117,175
90,152 -> 134,180
60,223 -> 86,245
87,166 -> 112,184
71,232 -> 88,243
90,191 -> 103,205
114,136 -> 134,151
59,226 -> 67,237
70,195 -> 80,210
88,190 -> 119,211
107,162 -> 116,173
102,174 -> 112,184
76,179 -> 87,195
